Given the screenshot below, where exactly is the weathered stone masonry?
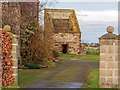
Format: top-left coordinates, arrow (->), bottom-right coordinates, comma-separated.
53,33 -> 80,54
2,2 -> 38,35
44,9 -> 81,54
99,26 -> 120,88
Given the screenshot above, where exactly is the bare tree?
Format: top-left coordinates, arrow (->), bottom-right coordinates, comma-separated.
39,0 -> 59,26
39,0 -> 59,12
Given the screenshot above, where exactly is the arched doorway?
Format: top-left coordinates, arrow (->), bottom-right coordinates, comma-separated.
62,44 -> 68,54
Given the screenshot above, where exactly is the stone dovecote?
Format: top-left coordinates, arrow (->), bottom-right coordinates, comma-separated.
44,8 -> 81,54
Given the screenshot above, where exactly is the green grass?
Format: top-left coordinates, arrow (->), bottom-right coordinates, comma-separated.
86,68 -> 99,88
59,53 -> 100,61
59,53 -> 80,57
1,84 -> 20,89
18,69 -> 50,87
80,55 -> 100,61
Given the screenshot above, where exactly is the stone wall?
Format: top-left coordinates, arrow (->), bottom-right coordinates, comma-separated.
99,26 -> 120,88
2,2 -> 21,35
53,33 -> 80,54
2,2 -> 38,35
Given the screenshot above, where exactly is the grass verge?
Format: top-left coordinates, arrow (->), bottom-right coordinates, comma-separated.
85,68 -> 99,88
1,84 -> 19,89
18,69 -> 50,87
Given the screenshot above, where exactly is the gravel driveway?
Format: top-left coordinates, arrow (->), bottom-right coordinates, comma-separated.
23,60 -> 99,88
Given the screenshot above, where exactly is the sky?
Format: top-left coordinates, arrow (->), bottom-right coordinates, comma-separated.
43,0 -> 119,43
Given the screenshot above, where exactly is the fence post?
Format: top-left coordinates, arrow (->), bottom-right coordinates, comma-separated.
99,26 -> 119,88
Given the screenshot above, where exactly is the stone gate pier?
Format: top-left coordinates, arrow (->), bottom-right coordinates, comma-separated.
99,26 -> 120,88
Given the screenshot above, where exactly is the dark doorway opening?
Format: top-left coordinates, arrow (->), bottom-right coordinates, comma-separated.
62,44 -> 68,54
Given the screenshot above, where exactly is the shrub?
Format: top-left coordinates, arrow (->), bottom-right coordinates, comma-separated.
39,59 -> 56,68
21,26 -> 54,66
24,62 -> 40,69
52,50 -> 59,58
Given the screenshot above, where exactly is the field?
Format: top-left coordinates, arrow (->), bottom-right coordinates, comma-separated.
86,47 -> 100,55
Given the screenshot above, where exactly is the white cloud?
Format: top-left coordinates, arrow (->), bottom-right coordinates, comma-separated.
75,10 -> 118,43
76,10 -> 118,23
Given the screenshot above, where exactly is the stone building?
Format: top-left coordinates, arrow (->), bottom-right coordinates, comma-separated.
44,9 -> 81,54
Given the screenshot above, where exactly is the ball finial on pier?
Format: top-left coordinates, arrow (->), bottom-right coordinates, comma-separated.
3,25 -> 11,32
106,26 -> 114,33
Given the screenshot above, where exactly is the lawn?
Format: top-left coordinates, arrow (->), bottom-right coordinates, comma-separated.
59,53 -> 100,61
1,84 -> 20,89
18,69 -> 51,87
2,69 -> 52,88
